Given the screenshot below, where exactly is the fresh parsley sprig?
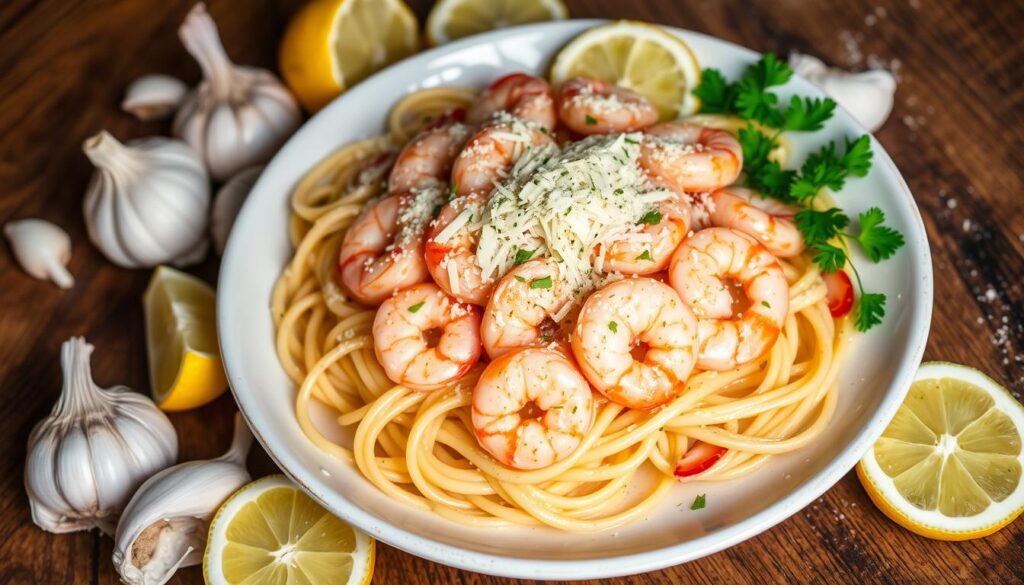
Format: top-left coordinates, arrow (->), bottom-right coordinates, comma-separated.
693,54 -> 905,331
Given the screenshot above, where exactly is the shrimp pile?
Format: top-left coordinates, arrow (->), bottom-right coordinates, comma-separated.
329,72 -> 819,479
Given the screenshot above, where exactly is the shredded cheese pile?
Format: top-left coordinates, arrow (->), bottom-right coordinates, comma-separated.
475,133 -> 671,296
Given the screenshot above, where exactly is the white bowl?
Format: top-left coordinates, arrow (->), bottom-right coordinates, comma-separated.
218,20 -> 932,580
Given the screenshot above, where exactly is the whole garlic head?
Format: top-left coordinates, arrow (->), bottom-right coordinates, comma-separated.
83,130 -> 210,268
113,413 -> 252,585
4,219 -> 75,289
789,52 -> 897,133
173,3 -> 300,181
25,337 -> 178,535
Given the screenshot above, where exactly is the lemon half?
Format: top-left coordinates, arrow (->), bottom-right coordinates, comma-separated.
143,266 -> 227,412
279,0 -> 420,113
426,0 -> 568,46
858,362 -> 1024,540
549,20 -> 701,120
204,475 -> 375,585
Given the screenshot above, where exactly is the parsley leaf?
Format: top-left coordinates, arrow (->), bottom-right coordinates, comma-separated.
795,208 -> 850,246
738,125 -> 775,167
690,494 -> 707,510
744,53 -> 793,88
514,249 -> 536,265
783,96 -> 837,132
639,210 -> 663,225
842,135 -> 873,177
692,69 -> 736,113
530,276 -> 552,289
855,292 -> 886,332
811,242 -> 847,273
857,207 -> 905,262
750,161 -> 796,202
408,301 -> 425,313
735,77 -> 784,128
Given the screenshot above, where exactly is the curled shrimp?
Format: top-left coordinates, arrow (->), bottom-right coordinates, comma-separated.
481,258 -> 573,358
597,194 -> 693,275
450,120 -> 557,197
424,192 -> 493,305
668,227 -> 789,371
639,122 -> 742,193
387,119 -> 470,195
556,77 -> 659,135
467,72 -> 557,130
572,278 -> 699,409
708,187 -> 805,257
339,192 -> 435,305
372,283 -> 482,391
472,347 -> 594,470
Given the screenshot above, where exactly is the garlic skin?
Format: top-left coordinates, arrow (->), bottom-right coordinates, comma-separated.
789,52 -> 896,133
123,75 -> 188,121
211,165 -> 262,254
173,3 -> 300,181
83,130 -> 211,268
25,337 -> 178,535
113,413 -> 252,585
4,219 -> 75,289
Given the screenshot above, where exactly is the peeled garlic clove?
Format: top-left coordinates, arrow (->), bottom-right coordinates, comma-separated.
83,130 -> 211,268
173,3 -> 301,181
211,166 -> 262,254
4,219 -> 74,289
25,337 -> 178,535
113,413 -> 253,585
789,52 -> 896,132
122,75 -> 188,122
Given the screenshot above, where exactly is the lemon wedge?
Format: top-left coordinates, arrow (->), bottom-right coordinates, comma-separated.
143,266 -> 227,412
279,0 -> 420,113
204,475 -> 375,585
426,0 -> 568,46
858,362 -> 1024,540
549,20 -> 701,120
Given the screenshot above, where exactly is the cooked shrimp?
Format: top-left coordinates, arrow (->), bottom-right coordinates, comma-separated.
572,278 -> 698,409
339,194 -> 432,305
668,227 -> 789,371
387,120 -> 470,195
708,187 -> 805,257
597,194 -> 693,275
556,77 -> 659,135
467,72 -> 557,130
481,258 -> 573,358
639,122 -> 742,193
372,283 -> 482,391
472,347 -> 594,470
424,192 -> 493,305
450,121 -> 557,197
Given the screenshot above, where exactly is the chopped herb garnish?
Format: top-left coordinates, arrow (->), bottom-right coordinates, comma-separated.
636,250 -> 655,262
514,275 -> 526,283
514,248 -> 536,265
585,114 -> 598,125
431,204 -> 441,219
613,188 -> 624,195
448,183 -> 458,200
639,210 -> 663,225
530,276 -> 553,289
761,300 -> 771,309
690,494 -> 706,510
608,321 -> 618,333
624,137 -> 639,144
407,301 -> 425,313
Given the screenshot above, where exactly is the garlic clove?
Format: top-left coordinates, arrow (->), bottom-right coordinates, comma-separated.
4,219 -> 74,289
211,166 -> 262,254
789,52 -> 897,133
123,75 -> 189,122
113,413 -> 253,585
25,338 -> 178,535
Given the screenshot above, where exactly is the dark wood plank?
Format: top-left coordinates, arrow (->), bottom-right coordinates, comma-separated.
0,0 -> 1020,583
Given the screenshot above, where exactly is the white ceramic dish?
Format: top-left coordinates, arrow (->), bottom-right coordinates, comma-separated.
218,20 -> 933,580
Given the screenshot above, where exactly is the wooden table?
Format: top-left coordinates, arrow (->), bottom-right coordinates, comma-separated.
2,0 -> 1021,582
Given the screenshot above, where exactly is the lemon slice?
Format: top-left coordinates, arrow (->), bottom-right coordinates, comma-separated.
279,0 -> 420,113
858,362 -> 1024,540
426,0 -> 568,46
143,266 -> 227,412
204,475 -> 375,585
549,20 -> 701,120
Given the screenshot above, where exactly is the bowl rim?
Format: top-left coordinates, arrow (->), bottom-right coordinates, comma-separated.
218,19 -> 933,580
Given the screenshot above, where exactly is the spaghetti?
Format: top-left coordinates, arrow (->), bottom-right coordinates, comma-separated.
271,86 -> 849,532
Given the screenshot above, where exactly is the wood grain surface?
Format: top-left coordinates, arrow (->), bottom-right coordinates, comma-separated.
1,0 -> 1022,583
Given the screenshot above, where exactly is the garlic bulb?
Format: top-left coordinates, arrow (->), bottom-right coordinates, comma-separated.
789,52 -> 896,132
4,219 -> 75,289
123,74 -> 189,121
25,337 -> 178,535
173,3 -> 300,181
211,165 -> 262,254
113,413 -> 252,585
83,130 -> 210,268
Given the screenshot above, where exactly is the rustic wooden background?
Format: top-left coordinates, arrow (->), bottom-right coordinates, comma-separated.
1,0 -> 1021,583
